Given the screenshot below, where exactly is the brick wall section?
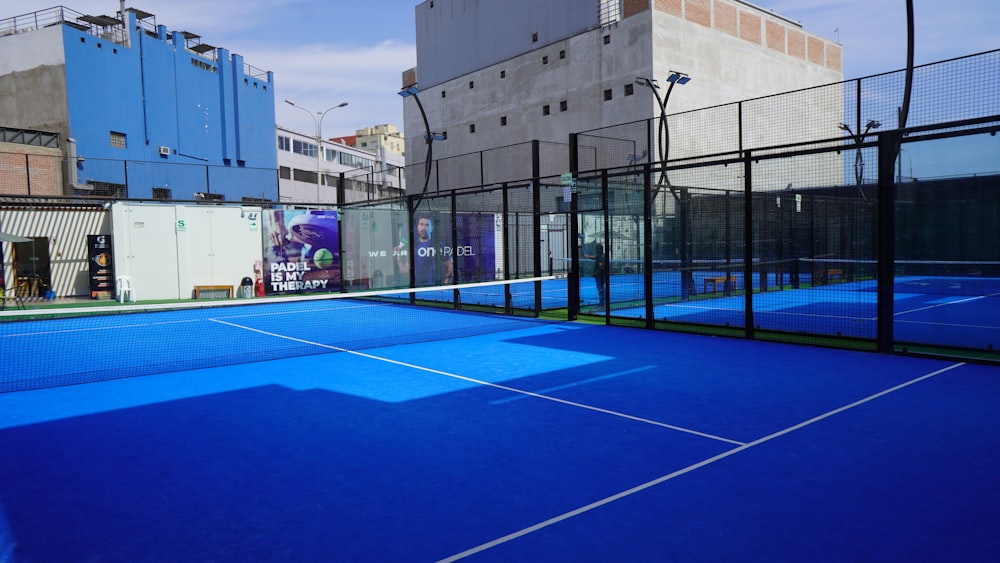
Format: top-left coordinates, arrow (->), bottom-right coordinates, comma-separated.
401,68 -> 417,88
713,0 -> 738,37
807,36 -> 825,65
623,0 -> 649,18
787,28 -> 806,60
685,0 -> 711,28
655,0 -> 682,18
765,19 -> 785,53
826,43 -> 842,72
651,0 -> 843,72
739,11 -> 761,45
0,146 -> 62,197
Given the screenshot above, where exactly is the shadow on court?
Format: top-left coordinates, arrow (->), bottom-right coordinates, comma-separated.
1,324 -> 999,561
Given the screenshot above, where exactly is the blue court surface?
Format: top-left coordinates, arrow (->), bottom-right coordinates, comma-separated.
1,318 -> 999,561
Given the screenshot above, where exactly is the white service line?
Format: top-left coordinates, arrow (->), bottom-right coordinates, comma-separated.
436,360 -> 967,562
210,318 -> 746,446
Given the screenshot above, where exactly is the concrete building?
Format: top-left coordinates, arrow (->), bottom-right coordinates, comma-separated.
277,124 -> 406,205
355,124 -> 405,158
0,5 -> 277,201
401,0 -> 843,191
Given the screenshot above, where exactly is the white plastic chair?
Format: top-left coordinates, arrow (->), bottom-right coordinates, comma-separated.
117,275 -> 135,303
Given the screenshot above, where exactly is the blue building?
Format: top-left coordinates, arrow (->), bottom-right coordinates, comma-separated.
0,6 -> 277,201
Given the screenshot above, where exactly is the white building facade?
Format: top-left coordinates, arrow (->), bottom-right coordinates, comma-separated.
276,125 -> 406,205
401,0 -> 843,192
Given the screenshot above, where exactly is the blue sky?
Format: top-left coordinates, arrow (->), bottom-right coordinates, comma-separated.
3,0 -> 998,152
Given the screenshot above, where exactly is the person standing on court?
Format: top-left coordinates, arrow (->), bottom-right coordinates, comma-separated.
585,243 -> 608,309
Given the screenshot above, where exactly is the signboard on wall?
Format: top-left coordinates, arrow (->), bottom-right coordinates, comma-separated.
262,210 -> 341,294
87,234 -> 115,299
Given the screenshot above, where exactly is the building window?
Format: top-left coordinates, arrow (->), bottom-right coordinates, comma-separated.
469,124 -> 476,134
532,32 -> 538,42
599,0 -> 621,27
560,50 -> 566,59
603,35 -> 611,45
603,89 -> 613,101
624,83 -> 634,96
293,139 -> 317,157
560,100 -> 568,112
152,187 -> 171,200
441,90 -> 446,98
543,56 -> 549,65
542,105 -> 550,116
278,136 -> 291,151
279,166 -> 291,179
500,70 -> 506,79
110,131 -> 126,149
469,81 -> 474,89
501,116 -> 507,126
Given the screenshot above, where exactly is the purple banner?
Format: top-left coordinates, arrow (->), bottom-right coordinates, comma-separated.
262,210 -> 341,294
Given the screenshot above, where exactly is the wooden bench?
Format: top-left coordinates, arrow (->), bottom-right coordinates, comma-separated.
703,276 -> 737,294
194,285 -> 233,299
1,284 -> 26,310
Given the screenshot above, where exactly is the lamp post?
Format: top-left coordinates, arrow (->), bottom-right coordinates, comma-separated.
637,71 -> 693,298
398,85 -> 445,208
635,70 -> 690,200
285,99 -> 349,204
838,119 -> 881,197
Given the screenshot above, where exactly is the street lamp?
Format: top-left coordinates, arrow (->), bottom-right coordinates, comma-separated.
638,71 -> 693,298
635,70 -> 690,200
838,119 -> 881,198
398,85 -> 445,208
285,99 -> 349,203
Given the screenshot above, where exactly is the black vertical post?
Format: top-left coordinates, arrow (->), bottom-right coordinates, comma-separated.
25,155 -> 32,196
725,190 -> 732,295
643,162 -> 654,327
451,191 -> 459,309
876,131 -> 900,353
406,195 -> 416,303
337,172 -> 346,206
743,150 -> 755,339
532,140 -> 542,315
568,133 -> 580,320
502,184 -> 512,314
601,170 -> 610,322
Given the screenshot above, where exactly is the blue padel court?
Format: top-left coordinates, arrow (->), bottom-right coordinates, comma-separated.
1,297 -> 999,561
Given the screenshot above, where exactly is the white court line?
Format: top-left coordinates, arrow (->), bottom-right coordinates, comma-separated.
894,293 -> 999,317
436,361 -> 967,562
210,319 -> 746,446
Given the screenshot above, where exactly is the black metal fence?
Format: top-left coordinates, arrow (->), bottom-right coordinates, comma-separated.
351,49 -> 1000,363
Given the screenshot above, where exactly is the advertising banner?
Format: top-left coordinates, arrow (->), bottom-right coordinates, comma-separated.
340,207 -> 409,290
87,234 -> 115,299
262,210 -> 341,294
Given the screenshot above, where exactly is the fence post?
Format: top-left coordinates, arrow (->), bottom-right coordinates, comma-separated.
743,150 -> 754,339
876,131 -> 901,353
568,133 -> 580,320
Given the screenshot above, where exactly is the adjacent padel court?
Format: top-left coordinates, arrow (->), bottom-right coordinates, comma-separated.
1,289 -> 998,561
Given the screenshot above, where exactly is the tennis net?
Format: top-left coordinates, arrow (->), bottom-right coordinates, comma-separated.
0,277 -> 557,393
796,258 -> 1000,296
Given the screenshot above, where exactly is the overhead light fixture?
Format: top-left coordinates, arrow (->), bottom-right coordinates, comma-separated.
666,71 -> 691,85
398,85 -> 421,98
